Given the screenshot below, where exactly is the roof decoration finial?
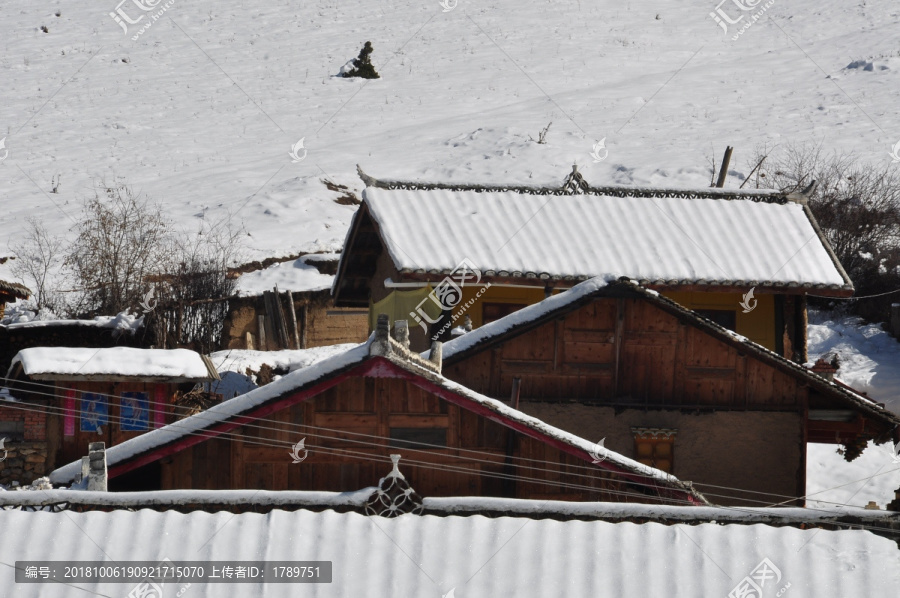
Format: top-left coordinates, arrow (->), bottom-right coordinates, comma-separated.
561,163 -> 590,195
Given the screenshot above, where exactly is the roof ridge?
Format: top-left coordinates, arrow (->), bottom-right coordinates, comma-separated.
357,164 -> 790,203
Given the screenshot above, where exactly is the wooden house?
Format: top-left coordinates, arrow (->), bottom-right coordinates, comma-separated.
333,166 -> 853,357
428,277 -> 900,506
221,254 -> 370,351
0,278 -> 30,320
49,316 -> 706,506
4,347 -> 219,478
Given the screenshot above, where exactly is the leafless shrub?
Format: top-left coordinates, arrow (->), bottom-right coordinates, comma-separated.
9,217 -> 67,314
147,216 -> 245,353
66,182 -> 170,317
746,143 -> 900,320
529,122 -> 552,144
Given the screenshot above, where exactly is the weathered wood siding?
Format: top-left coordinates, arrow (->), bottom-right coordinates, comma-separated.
444,297 -> 808,410
54,381 -> 178,470
161,376 -> 656,503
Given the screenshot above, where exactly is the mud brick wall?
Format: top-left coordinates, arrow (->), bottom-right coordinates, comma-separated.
222,291 -> 368,350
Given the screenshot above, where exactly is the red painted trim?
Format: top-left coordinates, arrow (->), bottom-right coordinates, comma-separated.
63,388 -> 76,437
153,385 -> 166,428
108,356 -> 701,504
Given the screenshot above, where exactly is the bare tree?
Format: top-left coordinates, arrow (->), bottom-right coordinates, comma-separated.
748,144 -> 900,272
9,217 -> 66,314
746,143 -> 900,320
147,217 -> 245,353
66,182 -> 170,317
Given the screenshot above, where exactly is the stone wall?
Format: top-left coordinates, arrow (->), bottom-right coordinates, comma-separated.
0,441 -> 49,486
0,399 -> 49,486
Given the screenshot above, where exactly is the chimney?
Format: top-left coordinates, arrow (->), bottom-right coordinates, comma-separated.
370,313 -> 391,356
811,358 -> 837,382
429,341 -> 443,371
87,442 -> 107,492
369,313 -> 442,374
887,487 -> 900,513
392,320 -> 410,349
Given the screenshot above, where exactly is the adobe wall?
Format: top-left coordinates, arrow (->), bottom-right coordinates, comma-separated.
520,402 -> 804,506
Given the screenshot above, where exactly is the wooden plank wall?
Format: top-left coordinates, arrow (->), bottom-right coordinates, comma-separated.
56,381 -> 177,469
444,297 -> 806,409
161,376 -> 648,502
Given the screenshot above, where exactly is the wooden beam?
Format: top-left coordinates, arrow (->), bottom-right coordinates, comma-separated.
287,291 -> 301,350
614,298 -> 624,397
397,272 -> 853,298
715,146 -> 733,188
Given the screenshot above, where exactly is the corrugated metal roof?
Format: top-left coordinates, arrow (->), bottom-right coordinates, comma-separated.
363,186 -> 851,290
0,508 -> 896,596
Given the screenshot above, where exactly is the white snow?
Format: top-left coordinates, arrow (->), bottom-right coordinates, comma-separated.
1,310 -> 144,332
2,0 -> 898,288
0,508 -> 896,597
804,309 -> 900,510
363,187 -> 848,287
205,343 -> 359,397
807,310 -> 900,415
236,254 -> 338,296
9,346 -> 215,380
209,344 -> 358,377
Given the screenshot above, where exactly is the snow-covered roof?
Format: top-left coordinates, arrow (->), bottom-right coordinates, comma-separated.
432,277 -> 900,430
236,253 -> 337,296
49,333 -> 702,504
344,166 -> 852,294
9,347 -> 219,382
0,508 -> 896,597
1,311 -> 143,332
0,278 -> 30,299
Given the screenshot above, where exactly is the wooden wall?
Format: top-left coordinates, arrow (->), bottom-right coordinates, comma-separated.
53,381 -> 178,471
160,376 -> 659,503
443,297 -> 808,410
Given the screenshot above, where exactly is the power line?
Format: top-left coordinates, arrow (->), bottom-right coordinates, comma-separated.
5,374 -> 896,508
0,400 -> 687,503
0,376 -> 692,487
4,393 -> 898,515
8,401 -> 900,539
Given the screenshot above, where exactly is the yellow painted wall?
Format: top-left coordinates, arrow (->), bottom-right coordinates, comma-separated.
379,283 -> 778,353
661,290 -> 776,351
457,285 -> 548,328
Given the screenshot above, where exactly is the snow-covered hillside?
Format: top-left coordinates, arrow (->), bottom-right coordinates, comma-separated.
2,0 -> 900,279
